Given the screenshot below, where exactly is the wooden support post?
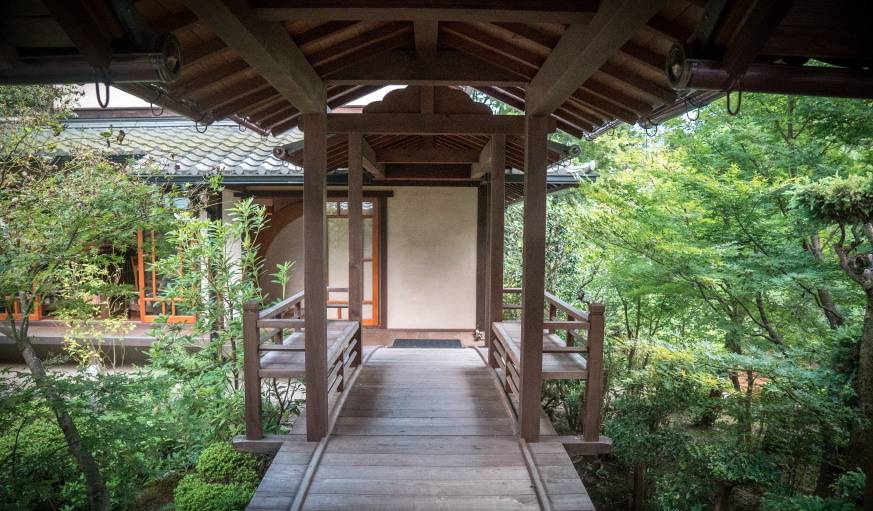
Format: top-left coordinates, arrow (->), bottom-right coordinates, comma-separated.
519,117 -> 548,442
476,184 -> 488,334
548,303 -> 557,334
303,112 -> 329,441
243,300 -> 263,440
584,304 -> 606,442
487,134 -> 506,369
348,133 -> 364,367
566,312 -> 575,346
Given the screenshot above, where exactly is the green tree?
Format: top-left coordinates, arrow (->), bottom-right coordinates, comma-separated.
0,85 -> 167,510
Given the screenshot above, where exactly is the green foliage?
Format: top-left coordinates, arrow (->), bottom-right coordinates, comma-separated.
504,94 -> 873,510
270,260 -> 296,301
173,475 -> 254,511
793,174 -> 873,225
173,443 -> 259,511
194,443 -> 260,488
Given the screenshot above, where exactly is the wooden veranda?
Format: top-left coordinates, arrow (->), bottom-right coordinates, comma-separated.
6,1 -> 873,509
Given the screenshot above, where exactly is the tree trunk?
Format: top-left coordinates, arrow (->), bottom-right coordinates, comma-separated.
9,324 -> 110,511
859,296 -> 873,511
632,462 -> 647,511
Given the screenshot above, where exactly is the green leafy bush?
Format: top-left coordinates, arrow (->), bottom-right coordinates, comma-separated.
195,442 -> 260,487
0,418 -> 80,509
173,443 -> 260,511
761,494 -> 859,511
173,475 -> 254,511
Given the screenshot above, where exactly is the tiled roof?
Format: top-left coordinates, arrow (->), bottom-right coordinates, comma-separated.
53,115 -> 303,177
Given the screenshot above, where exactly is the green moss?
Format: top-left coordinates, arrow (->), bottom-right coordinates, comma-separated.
195,442 -> 260,487
173,443 -> 260,511
173,474 -> 254,511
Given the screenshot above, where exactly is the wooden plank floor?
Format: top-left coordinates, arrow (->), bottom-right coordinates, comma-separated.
248,347 -> 594,511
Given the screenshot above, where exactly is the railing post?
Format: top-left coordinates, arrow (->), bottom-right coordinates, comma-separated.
548,303 -> 557,333
583,303 -> 605,442
566,312 -> 575,346
243,300 -> 263,440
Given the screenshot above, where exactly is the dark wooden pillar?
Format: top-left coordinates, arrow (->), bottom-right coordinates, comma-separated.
520,117 -> 547,442
348,133 -> 364,367
487,134 -> 506,369
243,300 -> 262,439
475,184 -> 488,334
303,112 -> 328,441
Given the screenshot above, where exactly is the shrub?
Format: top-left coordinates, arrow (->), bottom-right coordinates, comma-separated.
173,474 -> 254,511
195,442 -> 260,487
0,418 -> 81,509
173,443 -> 260,511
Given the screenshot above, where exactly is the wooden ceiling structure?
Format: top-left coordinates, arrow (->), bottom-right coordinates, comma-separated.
2,1 -> 870,138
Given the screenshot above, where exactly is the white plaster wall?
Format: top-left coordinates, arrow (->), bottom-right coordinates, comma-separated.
261,216 -> 305,302
221,189 -> 241,269
386,187 -> 478,329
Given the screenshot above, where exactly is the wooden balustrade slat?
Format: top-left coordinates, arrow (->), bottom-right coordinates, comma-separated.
259,318 -> 306,329
259,290 -> 306,319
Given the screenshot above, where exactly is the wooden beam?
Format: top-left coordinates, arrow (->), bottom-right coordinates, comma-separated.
181,0 -> 324,114
519,117 -> 548,442
347,133 -> 364,367
414,20 -> 438,52
302,112 -> 329,441
43,0 -> 112,68
253,1 -> 598,24
383,164 -> 472,180
722,0 -> 795,80
476,184 -> 488,333
471,137 -> 493,179
487,134 -> 506,370
526,0 -> 666,115
375,144 -> 481,163
360,137 -> 385,179
319,113 -> 551,135
323,51 -> 527,87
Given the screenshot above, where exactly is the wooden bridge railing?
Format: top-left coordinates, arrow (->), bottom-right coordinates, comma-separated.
494,288 -> 605,443
242,290 -> 360,440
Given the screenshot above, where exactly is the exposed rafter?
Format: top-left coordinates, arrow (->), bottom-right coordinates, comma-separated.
526,0 -> 667,115
722,0 -> 795,80
323,51 -> 527,86
314,113 -> 553,135
360,137 -> 385,178
252,1 -> 598,24
181,0 -> 325,114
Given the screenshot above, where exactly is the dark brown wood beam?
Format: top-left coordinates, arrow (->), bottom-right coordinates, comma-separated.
302,112 -> 329,441
181,0 -> 325,113
414,20 -> 438,51
375,144 -> 481,163
361,137 -> 386,179
383,163 -> 472,180
184,38 -> 230,66
347,132 -> 364,367
43,0 -> 112,68
527,0 -> 667,115
476,184 -> 488,332
519,116 -> 548,441
252,1 -> 598,24
723,0 -> 795,80
487,134 -> 506,369
315,113 -> 552,135
323,51 -> 527,87
152,9 -> 198,34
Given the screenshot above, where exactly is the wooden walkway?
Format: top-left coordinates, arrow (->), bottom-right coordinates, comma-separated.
246,347 -> 594,511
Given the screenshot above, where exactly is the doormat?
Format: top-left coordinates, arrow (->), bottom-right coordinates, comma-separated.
392,339 -> 462,348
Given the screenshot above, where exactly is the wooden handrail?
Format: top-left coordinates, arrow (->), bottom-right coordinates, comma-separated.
544,291 -> 588,321
259,290 -> 305,320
